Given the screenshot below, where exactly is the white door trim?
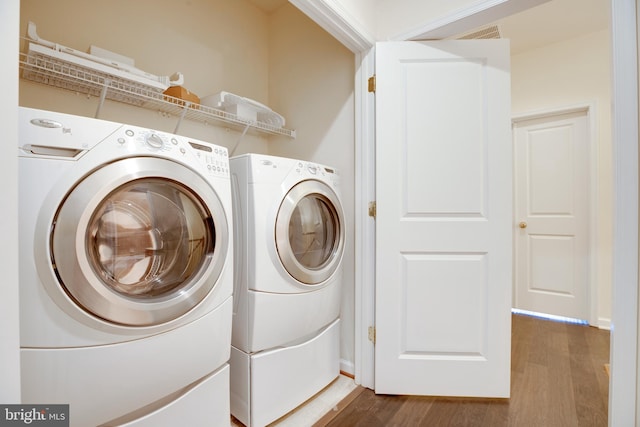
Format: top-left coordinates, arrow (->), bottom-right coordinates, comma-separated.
2,0 -> 21,402
512,103 -> 600,327
609,0 -> 638,425
353,47 -> 376,389
288,0 -> 375,53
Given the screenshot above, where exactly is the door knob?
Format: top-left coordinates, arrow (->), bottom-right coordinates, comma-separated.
519,222 -> 527,229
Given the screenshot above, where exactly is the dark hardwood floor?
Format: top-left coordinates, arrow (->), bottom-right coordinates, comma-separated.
319,313 -> 610,427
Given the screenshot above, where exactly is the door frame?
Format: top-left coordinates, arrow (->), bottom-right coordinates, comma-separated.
292,0 -> 638,422
608,1 -> 638,425
512,103 -> 599,327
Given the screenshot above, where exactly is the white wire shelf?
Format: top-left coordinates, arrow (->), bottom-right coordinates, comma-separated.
19,50 -> 296,138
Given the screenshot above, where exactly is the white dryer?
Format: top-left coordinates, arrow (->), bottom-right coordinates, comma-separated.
229,153 -> 345,427
18,107 -> 234,427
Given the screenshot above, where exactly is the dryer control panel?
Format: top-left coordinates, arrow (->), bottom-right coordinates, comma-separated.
294,161 -> 340,189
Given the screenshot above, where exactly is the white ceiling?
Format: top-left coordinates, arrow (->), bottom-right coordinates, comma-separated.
247,0 -> 609,54
488,0 -> 609,54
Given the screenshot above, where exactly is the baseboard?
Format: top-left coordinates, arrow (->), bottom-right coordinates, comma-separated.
340,359 -> 354,378
598,317 -> 611,330
339,370 -> 354,380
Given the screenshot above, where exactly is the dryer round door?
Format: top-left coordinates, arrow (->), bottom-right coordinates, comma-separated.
275,179 -> 345,285
51,157 -> 229,326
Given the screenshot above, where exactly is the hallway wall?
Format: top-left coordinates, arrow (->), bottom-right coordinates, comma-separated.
511,29 -> 613,327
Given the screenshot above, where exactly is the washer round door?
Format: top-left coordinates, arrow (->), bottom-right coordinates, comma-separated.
51,157 -> 229,327
275,179 -> 345,285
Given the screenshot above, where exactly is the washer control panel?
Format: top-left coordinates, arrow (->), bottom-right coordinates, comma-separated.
116,127 -> 229,178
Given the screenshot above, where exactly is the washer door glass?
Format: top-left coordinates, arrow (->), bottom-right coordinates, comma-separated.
88,179 -> 212,298
275,180 -> 344,285
51,157 -> 229,326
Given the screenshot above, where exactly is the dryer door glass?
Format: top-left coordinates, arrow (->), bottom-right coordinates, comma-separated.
87,178 -> 213,298
276,180 -> 344,285
289,195 -> 336,269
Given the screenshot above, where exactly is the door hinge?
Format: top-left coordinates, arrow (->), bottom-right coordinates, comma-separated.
368,201 -> 376,219
368,75 -> 376,93
368,326 -> 376,345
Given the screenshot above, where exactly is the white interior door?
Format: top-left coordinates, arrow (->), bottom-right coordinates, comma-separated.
513,110 -> 590,320
375,40 -> 512,397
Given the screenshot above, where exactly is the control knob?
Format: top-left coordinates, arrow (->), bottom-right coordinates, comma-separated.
145,133 -> 164,149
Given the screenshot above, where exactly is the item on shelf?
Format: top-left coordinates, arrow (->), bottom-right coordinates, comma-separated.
26,21 -> 183,91
89,45 -> 136,68
201,91 -> 285,127
163,86 -> 200,108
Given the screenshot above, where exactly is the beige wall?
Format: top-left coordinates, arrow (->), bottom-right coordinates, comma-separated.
267,4 -> 356,368
339,0 -> 376,35
511,29 -> 613,326
20,0 -> 271,152
19,0 -> 357,370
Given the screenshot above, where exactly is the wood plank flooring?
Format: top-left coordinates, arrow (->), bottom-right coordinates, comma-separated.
318,314 -> 610,427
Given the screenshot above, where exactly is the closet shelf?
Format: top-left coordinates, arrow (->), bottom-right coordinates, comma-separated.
19,51 -> 296,138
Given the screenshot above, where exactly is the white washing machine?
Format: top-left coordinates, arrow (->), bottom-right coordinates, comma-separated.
18,107 -> 234,427
229,153 -> 345,427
